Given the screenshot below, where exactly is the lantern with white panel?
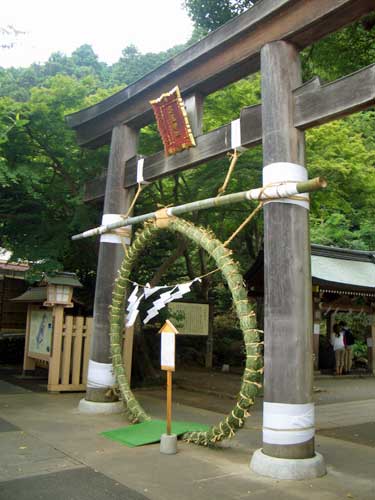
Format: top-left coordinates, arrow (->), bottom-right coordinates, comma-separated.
42,272 -> 83,308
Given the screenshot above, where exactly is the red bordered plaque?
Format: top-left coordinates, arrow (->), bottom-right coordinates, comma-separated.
150,86 -> 196,156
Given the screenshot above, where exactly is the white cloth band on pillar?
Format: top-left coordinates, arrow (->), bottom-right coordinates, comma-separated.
136,157 -> 151,185
263,428 -> 315,445
230,119 -> 246,152
263,402 -> 315,445
87,360 -> 115,388
137,158 -> 145,184
100,214 -> 131,244
262,162 -> 309,209
263,402 -> 314,429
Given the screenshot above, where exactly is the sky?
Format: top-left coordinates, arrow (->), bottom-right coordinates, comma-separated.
0,0 -> 194,68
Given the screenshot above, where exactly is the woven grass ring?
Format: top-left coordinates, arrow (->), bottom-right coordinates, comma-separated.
109,217 -> 263,446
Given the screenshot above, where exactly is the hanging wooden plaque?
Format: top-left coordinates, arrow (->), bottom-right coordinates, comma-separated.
150,86 -> 196,156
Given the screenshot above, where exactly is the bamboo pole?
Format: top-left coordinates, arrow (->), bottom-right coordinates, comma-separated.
72,177 -> 327,241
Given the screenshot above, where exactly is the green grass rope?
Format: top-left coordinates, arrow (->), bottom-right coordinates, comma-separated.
109,218 -> 263,444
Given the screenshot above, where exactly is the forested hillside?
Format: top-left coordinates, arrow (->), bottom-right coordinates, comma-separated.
0,1 -> 374,307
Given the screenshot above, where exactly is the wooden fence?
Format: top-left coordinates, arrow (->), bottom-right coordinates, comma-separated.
23,305 -> 129,393
47,312 -> 92,392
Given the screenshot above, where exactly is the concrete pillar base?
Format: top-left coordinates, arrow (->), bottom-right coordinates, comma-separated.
78,398 -> 123,415
250,449 -> 326,480
160,433 -> 177,455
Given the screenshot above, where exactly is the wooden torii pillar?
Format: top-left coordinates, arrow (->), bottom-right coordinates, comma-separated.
79,125 -> 137,411
250,41 -> 321,474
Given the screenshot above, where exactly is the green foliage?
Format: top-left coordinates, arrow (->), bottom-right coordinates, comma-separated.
110,44 -> 186,86
334,312 -> 371,343
352,341 -> 368,360
203,75 -> 261,131
307,117 -> 375,250
0,47 -> 112,102
0,2 -> 374,313
302,17 -> 375,81
0,41 -> 192,290
184,0 -> 257,33
0,97 -> 28,185
0,73 -> 115,286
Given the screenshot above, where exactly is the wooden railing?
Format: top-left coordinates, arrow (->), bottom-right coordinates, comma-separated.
47,313 -> 92,392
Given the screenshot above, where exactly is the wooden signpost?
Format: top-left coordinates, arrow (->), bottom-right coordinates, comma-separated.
159,320 -> 179,438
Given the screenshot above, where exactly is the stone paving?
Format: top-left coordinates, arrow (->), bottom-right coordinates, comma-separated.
0,371 -> 374,499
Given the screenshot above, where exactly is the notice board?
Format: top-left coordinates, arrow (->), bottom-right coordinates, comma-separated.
168,302 -> 209,336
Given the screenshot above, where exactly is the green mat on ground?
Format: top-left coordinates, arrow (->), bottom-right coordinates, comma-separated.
101,419 -> 210,447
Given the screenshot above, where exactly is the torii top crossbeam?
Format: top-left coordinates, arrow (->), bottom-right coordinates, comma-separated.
66,0 -> 373,148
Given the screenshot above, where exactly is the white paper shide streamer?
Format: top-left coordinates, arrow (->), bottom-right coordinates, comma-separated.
125,285 -> 143,327
143,278 -> 201,324
124,278 -> 201,327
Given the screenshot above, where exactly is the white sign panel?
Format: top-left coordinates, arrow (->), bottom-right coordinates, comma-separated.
29,308 -> 53,356
161,332 -> 175,371
313,323 -> 320,335
168,302 -> 209,335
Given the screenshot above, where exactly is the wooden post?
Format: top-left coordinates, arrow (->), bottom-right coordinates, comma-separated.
72,316 -> 84,386
22,305 -> 36,374
166,370 -> 173,435
371,321 -> 375,376
205,303 -> 214,369
159,320 -> 178,437
48,305 -> 64,390
184,93 -> 204,137
260,41 -> 314,460
326,311 -> 333,339
85,124 -> 137,404
81,317 -> 92,385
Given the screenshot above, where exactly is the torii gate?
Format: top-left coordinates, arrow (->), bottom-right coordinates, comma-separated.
67,0 -> 375,479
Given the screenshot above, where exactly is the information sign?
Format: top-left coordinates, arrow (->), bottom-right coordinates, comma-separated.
168,302 -> 209,336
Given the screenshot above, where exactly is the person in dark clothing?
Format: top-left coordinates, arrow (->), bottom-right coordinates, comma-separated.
339,320 -> 355,373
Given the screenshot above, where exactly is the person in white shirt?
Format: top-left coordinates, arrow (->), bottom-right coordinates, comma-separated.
331,324 -> 345,375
